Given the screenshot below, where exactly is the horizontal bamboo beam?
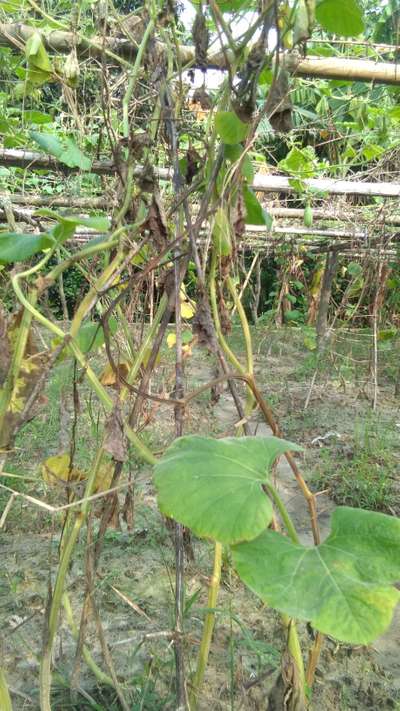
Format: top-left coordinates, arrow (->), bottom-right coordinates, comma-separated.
0,148 -> 170,177
253,173 -> 400,198
285,54 -> 400,85
269,207 -> 400,225
1,22 -> 400,84
1,149 -> 400,199
3,212 -> 396,245
0,193 -> 113,209
2,195 -> 399,226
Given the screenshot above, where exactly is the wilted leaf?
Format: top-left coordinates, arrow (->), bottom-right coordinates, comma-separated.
94,462 -> 114,492
167,333 -> 176,348
104,404 -> 127,462
100,360 -> 131,386
41,453 -> 85,485
25,32 -> 53,85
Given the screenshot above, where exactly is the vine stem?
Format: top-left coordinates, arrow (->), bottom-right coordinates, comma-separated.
61,593 -> 114,688
11,272 -> 156,465
0,668 -> 13,711
189,542 -> 222,710
210,252 -> 308,702
122,18 -> 155,138
264,483 -> 300,545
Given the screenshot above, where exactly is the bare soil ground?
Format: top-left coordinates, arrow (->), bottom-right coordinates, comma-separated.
1,325 -> 399,710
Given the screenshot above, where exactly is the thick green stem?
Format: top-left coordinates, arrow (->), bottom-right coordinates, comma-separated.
62,593 -> 114,688
0,668 -> 13,711
11,272 -> 156,466
283,615 -> 306,693
209,251 -> 306,701
123,292 -> 169,393
40,514 -> 84,711
209,251 -> 243,373
122,18 -> 156,138
264,488 -> 305,692
70,250 -> 126,338
226,275 -> 253,376
40,448 -> 104,711
45,238 -> 119,284
226,273 -> 256,418
264,482 -> 300,545
189,541 -> 222,710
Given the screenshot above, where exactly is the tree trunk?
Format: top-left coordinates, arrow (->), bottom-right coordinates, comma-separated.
316,249 -> 339,352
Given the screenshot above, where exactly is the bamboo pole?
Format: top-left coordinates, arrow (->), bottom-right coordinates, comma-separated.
1,22 -> 400,84
252,173 -> 400,197
2,197 -> 399,227
0,193 -> 114,209
1,148 -> 400,198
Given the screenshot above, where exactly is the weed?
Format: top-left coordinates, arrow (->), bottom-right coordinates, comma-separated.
312,415 -> 399,513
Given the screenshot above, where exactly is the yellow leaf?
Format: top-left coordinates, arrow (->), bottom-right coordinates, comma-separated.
167,333 -> 176,348
41,453 -> 85,485
179,285 -> 187,301
181,301 -> 195,319
94,463 -> 114,492
100,360 -> 131,386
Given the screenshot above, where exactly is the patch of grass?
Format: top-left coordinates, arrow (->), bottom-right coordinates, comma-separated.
312,415 -> 399,513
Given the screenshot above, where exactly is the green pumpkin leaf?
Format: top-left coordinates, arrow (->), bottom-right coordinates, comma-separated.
61,137 -> 92,170
215,112 -> 248,145
191,0 -> 251,11
243,186 -> 272,227
30,131 -> 63,158
35,209 -> 109,244
77,319 -> 117,354
224,144 -> 255,182
316,0 -> 364,37
279,146 -> 316,178
212,207 -> 232,256
154,435 -> 301,544
23,110 -> 53,125
232,506 -> 400,645
0,232 -> 55,264
25,32 -> 53,85
30,131 -> 92,171
52,318 -> 118,355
